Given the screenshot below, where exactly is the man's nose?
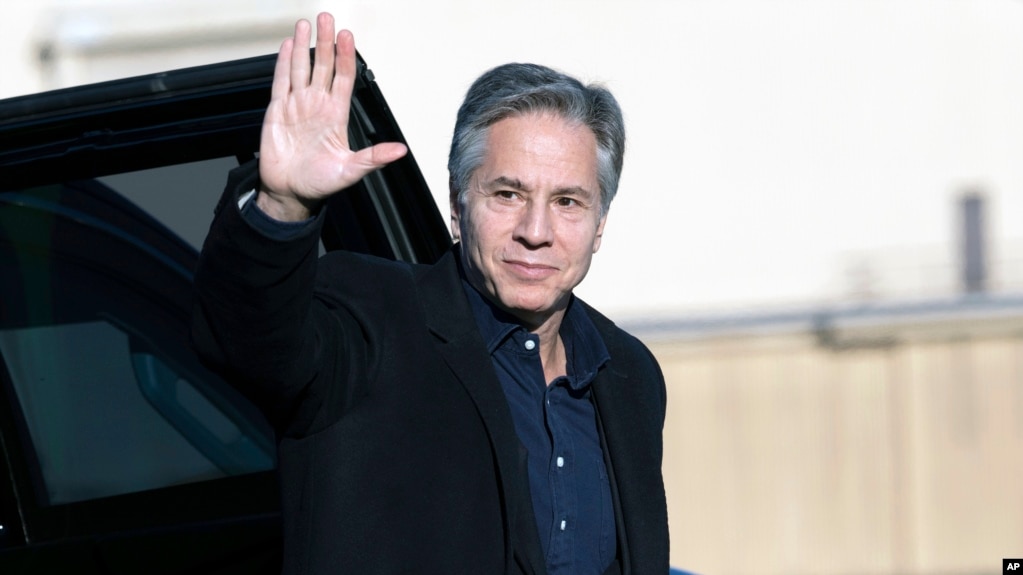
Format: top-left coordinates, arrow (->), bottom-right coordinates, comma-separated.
514,200 -> 555,247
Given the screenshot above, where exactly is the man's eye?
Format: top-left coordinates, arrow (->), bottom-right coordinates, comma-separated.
496,190 -> 517,199
556,197 -> 578,207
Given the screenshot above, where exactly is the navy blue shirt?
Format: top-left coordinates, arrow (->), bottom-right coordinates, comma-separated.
463,277 -> 617,575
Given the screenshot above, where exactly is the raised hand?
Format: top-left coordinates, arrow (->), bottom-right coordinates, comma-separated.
256,13 -> 408,221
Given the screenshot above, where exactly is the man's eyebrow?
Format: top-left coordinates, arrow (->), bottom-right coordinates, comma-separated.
485,176 -> 593,197
486,176 -> 529,191
555,185 -> 593,197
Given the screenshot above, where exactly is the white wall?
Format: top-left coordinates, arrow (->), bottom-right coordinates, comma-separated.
4,0 -> 1023,319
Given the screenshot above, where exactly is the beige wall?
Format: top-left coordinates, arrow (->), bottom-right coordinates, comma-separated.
652,317 -> 1023,574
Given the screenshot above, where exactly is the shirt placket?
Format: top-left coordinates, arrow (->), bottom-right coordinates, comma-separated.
544,378 -> 576,574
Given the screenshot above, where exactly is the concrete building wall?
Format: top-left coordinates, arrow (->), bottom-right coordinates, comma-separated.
653,317 -> 1023,574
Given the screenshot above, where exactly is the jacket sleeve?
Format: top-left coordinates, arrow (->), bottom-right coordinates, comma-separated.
190,160 -> 348,436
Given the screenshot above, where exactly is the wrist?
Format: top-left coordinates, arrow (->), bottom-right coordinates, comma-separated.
255,185 -> 320,222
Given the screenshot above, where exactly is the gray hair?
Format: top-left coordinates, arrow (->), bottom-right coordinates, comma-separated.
447,63 -> 625,217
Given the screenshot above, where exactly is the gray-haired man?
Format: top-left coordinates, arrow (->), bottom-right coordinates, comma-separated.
193,12 -> 668,575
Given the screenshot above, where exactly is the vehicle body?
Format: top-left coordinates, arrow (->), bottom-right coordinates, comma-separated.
0,52 -> 449,574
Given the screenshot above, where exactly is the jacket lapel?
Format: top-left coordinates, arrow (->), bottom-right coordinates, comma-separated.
415,248 -> 546,575
588,309 -> 667,575
591,361 -> 633,574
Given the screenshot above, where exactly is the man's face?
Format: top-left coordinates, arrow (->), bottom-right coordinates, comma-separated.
451,112 -> 607,329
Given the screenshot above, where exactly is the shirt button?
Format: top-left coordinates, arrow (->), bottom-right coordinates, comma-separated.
556,456 -> 564,468
524,339 -> 536,351
560,520 -> 567,531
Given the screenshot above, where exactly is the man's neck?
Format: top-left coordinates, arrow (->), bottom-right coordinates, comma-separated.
528,310 -> 567,385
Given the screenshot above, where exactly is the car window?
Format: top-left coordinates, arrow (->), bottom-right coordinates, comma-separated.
0,320 -> 272,506
100,157 -> 332,256
0,172 -> 275,509
99,157 -> 235,251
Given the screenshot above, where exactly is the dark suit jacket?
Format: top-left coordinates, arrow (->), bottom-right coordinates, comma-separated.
192,164 -> 669,575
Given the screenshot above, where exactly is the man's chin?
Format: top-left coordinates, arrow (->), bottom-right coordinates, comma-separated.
500,295 -> 570,327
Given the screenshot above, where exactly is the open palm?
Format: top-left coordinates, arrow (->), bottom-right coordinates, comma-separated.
257,13 -> 407,221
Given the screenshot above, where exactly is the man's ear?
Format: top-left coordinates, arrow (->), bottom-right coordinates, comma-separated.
449,178 -> 461,241
592,213 -> 607,254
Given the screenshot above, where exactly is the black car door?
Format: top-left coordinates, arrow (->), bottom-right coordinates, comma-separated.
0,52 -> 450,574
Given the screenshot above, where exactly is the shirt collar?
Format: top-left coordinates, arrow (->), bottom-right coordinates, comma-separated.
458,256 -> 610,388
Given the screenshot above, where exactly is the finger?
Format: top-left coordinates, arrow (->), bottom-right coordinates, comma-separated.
369,142 -> 408,167
346,142 -> 408,180
270,38 -> 294,101
332,29 -> 357,102
310,12 -> 336,90
289,19 -> 312,89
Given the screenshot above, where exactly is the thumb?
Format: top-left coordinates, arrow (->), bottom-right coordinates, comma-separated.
352,142 -> 408,175
339,142 -> 408,189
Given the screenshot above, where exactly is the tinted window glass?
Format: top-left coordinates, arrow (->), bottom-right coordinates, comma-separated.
1,320 -> 273,505
0,175 -> 275,508
99,157 -> 236,251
